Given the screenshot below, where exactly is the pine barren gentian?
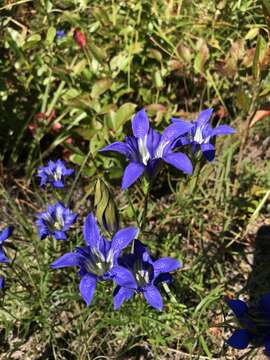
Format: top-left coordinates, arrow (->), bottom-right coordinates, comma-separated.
226,293 -> 270,356
0,226 -> 14,288
113,240 -> 181,311
37,159 -> 74,188
0,226 -> 13,263
36,202 -> 77,240
171,108 -> 235,161
56,30 -> 66,39
51,213 -> 138,306
100,109 -> 193,189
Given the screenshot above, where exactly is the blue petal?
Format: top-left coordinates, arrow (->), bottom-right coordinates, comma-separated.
196,108 -> 213,128
168,119 -> 193,137
121,162 -> 145,189
264,338 -> 270,357
0,248 -> 10,263
259,292 -> 270,314
0,276 -> 5,289
211,125 -> 235,137
79,273 -> 97,306
0,226 -> 13,244
113,286 -> 135,310
52,180 -> 65,188
143,285 -> 163,311
132,109 -> 149,138
51,253 -> 83,268
110,266 -> 137,288
83,213 -> 100,248
160,123 -> 193,154
54,230 -> 67,240
201,143 -> 215,162
226,329 -> 251,350
111,227 -> 138,254
147,128 -> 161,158
163,152 -> 193,174
63,168 -> 74,176
98,236 -> 111,257
154,257 -> 182,277
100,141 -> 129,156
226,299 -> 248,318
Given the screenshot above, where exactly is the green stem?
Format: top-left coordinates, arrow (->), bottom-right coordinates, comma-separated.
139,179 -> 152,233
64,146 -> 92,207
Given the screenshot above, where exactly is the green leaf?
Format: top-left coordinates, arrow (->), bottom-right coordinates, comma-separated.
252,35 -> 267,80
110,103 -> 136,131
245,27 -> 259,40
46,27 -> 56,45
69,154 -> 85,166
91,79 -> 113,98
88,42 -> 106,64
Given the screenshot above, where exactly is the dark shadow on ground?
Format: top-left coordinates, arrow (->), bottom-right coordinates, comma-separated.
246,225 -> 270,302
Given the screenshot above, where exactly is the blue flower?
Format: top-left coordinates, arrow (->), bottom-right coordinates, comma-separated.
0,226 -> 13,263
56,30 -> 66,39
100,109 -> 193,189
113,240 -> 181,311
0,226 -> 13,289
36,202 -> 77,240
51,213 -> 138,306
37,159 -> 74,188
171,108 -> 235,161
226,293 -> 270,356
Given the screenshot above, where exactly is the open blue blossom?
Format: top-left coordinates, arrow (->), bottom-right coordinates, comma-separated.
36,202 -> 77,240
0,226 -> 13,289
37,159 -> 74,188
56,30 -> 66,39
113,240 -> 181,311
51,213 -> 138,306
100,109 -> 193,189
226,293 -> 270,356
0,226 -> 13,263
171,108 -> 235,161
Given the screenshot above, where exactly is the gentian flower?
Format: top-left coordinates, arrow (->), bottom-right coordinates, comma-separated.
113,240 -> 181,311
51,213 -> 138,306
226,293 -> 270,356
0,226 -> 13,263
171,108 -> 235,161
0,226 -> 14,289
37,159 -> 74,188
36,202 -> 77,240
56,30 -> 66,39
100,109 -> 193,189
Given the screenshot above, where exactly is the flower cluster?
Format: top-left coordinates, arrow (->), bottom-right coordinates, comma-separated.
101,108 -> 235,188
51,213 -> 180,310
226,294 -> 270,356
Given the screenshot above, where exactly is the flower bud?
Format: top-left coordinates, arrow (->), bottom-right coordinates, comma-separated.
94,179 -> 119,234
73,29 -> 87,48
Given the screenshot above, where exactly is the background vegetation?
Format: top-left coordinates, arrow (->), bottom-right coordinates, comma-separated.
1,0 -> 270,358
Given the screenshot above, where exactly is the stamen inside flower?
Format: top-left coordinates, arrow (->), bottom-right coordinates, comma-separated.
138,135 -> 150,165
85,247 -> 114,277
154,140 -> 169,159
